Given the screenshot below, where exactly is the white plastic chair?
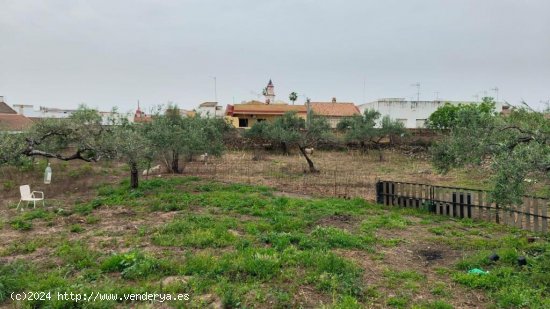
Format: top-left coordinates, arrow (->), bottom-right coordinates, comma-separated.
17,185 -> 44,210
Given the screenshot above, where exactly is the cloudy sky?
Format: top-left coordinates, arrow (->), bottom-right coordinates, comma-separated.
1,0 -> 549,113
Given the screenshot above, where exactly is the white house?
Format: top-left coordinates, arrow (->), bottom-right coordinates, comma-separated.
358,98 -> 508,128
13,103 -> 129,125
196,101 -> 223,118
13,104 -> 78,119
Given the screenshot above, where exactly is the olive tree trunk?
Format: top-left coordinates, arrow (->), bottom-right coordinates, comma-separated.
130,162 -> 139,189
299,146 -> 318,173
171,151 -> 181,173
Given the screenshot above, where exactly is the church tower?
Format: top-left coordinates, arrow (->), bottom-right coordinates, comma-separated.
263,79 -> 275,104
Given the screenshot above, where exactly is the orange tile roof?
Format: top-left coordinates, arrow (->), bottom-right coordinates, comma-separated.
227,103 -> 307,116
309,102 -> 359,117
0,114 -> 33,131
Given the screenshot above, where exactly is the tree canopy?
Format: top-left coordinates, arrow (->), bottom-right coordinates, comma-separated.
427,97 -> 497,130
0,105 -> 229,189
337,109 -> 406,160
0,107 -> 107,165
431,106 -> 550,205
289,92 -> 298,105
246,112 -> 332,172
143,105 -> 227,173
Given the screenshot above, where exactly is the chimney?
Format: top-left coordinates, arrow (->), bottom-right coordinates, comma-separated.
332,97 -> 337,103
0,96 -> 4,103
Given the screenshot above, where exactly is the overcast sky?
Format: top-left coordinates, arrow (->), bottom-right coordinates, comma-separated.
1,0 -> 549,113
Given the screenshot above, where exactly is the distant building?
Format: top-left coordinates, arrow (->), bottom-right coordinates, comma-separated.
134,103 -> 152,123
309,98 -> 360,128
0,96 -> 33,132
0,96 -> 17,114
264,79 -> 275,104
178,109 -> 196,118
13,102 -> 125,125
225,80 -> 308,128
196,101 -> 223,118
259,79 -> 286,105
359,98 -> 509,129
14,103 -> 78,120
225,101 -> 307,128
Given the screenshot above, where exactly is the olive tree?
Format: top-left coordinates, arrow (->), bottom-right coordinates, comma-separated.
431,106 -> 549,205
143,105 -> 226,173
247,112 -> 331,172
0,106 -> 153,189
0,107 -> 107,166
337,109 -> 405,160
104,124 -> 153,189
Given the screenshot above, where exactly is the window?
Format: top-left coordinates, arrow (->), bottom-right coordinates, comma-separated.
416,119 -> 426,128
396,118 -> 407,126
257,118 -> 266,123
238,118 -> 249,128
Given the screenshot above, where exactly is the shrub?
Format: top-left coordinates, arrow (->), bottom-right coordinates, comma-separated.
10,218 -> 32,230
101,250 -> 172,279
69,224 -> 84,233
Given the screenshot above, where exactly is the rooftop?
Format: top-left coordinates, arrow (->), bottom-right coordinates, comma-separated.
0,102 -> 17,114
0,114 -> 33,131
226,103 -> 306,116
309,102 -> 359,117
199,102 -> 219,108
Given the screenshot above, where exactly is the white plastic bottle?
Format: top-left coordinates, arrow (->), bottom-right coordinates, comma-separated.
44,163 -> 52,184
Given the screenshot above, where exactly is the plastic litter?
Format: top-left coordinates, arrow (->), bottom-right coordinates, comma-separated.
468,268 -> 489,275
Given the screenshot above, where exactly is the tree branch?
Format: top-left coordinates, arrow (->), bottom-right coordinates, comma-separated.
22,148 -> 98,162
499,125 -> 534,135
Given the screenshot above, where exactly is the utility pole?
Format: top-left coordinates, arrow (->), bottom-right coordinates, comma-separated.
306,97 -> 311,128
434,92 -> 439,101
213,77 -> 217,102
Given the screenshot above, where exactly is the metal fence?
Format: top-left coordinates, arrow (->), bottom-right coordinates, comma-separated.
376,180 -> 549,233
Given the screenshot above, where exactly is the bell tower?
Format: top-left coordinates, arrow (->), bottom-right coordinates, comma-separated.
263,79 -> 275,104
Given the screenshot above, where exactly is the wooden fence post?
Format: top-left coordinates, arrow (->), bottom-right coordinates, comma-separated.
542,200 -> 548,234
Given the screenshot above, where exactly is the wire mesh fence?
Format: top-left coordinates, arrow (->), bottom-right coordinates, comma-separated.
178,158 -> 376,200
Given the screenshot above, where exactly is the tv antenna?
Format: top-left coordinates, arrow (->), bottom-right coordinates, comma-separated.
491,87 -> 499,101
249,91 -> 262,99
411,82 -> 420,102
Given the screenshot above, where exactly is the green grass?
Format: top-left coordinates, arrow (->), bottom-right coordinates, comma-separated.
452,242 -> 550,308
9,209 -> 54,231
69,224 -> 84,233
152,215 -> 239,248
1,176 -> 549,308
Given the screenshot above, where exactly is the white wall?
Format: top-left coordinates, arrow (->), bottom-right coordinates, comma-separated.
359,99 -> 506,128
196,105 -> 223,118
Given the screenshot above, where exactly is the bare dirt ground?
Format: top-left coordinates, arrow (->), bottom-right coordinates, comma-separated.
178,150 -> 496,201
